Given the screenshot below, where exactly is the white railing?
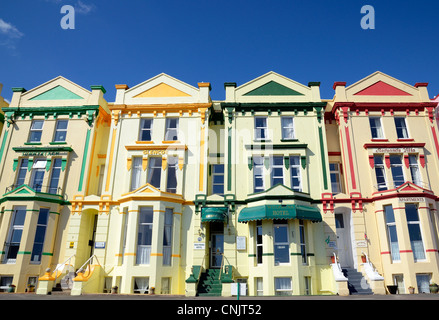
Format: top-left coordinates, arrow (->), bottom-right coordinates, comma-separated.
331,252 -> 347,281
77,254 -> 102,274
52,254 -> 75,287
361,252 -> 384,281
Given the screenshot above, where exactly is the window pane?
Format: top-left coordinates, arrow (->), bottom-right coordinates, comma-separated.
281,117 -> 294,139
147,157 -> 162,188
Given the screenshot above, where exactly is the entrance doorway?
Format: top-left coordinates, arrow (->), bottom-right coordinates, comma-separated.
335,211 -> 353,267
209,222 -> 224,268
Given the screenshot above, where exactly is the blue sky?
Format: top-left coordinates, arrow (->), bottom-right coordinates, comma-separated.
0,0 -> 438,102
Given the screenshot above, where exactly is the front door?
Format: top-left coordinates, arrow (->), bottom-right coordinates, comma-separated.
210,233 -> 224,268
335,213 -> 353,267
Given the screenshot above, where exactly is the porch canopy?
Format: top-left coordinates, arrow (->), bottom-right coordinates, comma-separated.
201,207 -> 228,223
238,204 -> 322,223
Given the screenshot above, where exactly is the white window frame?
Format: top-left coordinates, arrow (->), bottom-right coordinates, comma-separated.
254,117 -> 268,141
369,117 -> 384,139
139,119 -> 153,141
130,157 -> 142,191
163,208 -> 173,266
28,120 -> 44,143
374,155 -> 387,191
281,117 -> 295,140
53,120 -> 68,142
4,206 -> 27,264
147,157 -> 162,189
164,118 -> 179,141
166,156 -> 178,193
270,156 -> 284,187
389,155 -> 405,188
253,156 -> 264,193
275,277 -> 292,296
256,221 -> 263,265
408,155 -> 421,186
30,208 -> 49,264
31,158 -> 47,192
136,207 -> 153,265
394,117 -> 409,139
48,158 -> 62,194
290,155 -> 302,191
299,220 -> 307,265
15,158 -> 28,187
329,163 -> 342,194
405,204 -> 426,262
384,205 -> 400,262
211,164 -> 224,195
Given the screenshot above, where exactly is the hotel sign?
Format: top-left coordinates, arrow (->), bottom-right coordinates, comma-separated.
374,147 -> 417,153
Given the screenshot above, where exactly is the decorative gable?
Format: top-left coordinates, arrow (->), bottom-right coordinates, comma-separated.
243,81 -> 304,96
354,81 -> 412,96
29,85 -> 84,100
230,71 -> 321,103
133,82 -> 191,98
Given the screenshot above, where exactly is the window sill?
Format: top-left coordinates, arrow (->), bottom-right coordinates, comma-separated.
371,139 -> 388,142
281,139 -> 298,142
49,142 -> 67,145
135,141 -> 154,144
397,138 -> 414,142
162,140 -> 180,144
24,142 -> 42,145
253,139 -> 271,143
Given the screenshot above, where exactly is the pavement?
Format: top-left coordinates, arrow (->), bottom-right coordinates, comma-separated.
2,292 -> 439,300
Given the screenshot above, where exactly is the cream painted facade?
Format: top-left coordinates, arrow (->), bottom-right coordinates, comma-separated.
325,71 -> 439,294
69,73 -> 212,295
0,76 -> 110,293
186,72 -> 340,297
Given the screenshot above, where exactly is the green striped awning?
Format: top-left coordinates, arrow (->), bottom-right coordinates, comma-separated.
201,207 -> 228,223
238,204 -> 321,223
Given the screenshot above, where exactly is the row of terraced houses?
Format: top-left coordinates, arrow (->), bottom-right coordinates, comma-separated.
0,71 -> 438,297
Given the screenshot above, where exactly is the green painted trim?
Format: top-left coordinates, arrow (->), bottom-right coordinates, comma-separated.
221,102 -> 326,114
23,142 -> 42,146
243,81 -> 304,96
17,251 -> 31,255
227,127 -> 232,191
318,127 -> 328,190
248,254 -> 256,257
262,253 -> 274,256
245,144 -> 308,150
290,252 -> 302,256
49,211 -> 60,215
0,251 -> 5,254
13,146 -> 73,153
78,129 -> 91,192
42,252 -> 53,256
90,85 -> 106,94
49,142 -> 67,145
0,130 -> 9,165
12,87 -> 26,93
2,105 -> 100,120
29,85 -> 84,101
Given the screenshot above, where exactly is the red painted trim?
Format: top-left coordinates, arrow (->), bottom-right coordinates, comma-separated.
397,138 -> 414,142
414,82 -> 428,87
420,154 -> 425,168
340,128 -> 349,194
363,142 -> 426,149
404,155 -> 409,168
330,102 -> 437,115
426,249 -> 438,253
371,139 -> 389,142
353,81 -> 411,96
381,251 -> 391,255
384,155 -> 390,168
328,151 -> 341,156
333,82 -> 346,90
399,250 -> 413,253
345,126 -> 356,189
368,155 -> 374,168
431,126 -> 439,160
